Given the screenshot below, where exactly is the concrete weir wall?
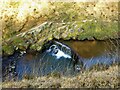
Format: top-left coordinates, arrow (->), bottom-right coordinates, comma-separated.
0,0 -> 119,55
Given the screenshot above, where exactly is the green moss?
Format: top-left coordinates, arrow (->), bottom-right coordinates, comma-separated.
2,45 -> 14,55
12,37 -> 29,50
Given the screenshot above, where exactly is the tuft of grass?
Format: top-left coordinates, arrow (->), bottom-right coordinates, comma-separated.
2,65 -> 119,88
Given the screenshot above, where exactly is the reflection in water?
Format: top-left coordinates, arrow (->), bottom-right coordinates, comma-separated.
62,40 -> 116,58
2,39 -> 120,81
61,39 -> 119,69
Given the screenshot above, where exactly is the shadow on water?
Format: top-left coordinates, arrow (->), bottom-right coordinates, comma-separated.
2,39 -> 120,81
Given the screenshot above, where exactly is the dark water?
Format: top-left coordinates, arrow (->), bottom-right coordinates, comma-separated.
62,39 -> 120,69
2,39 -> 120,81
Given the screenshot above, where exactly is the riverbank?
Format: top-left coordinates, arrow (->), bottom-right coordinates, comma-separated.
1,1 -> 119,56
2,65 -> 119,88
1,1 -> 119,88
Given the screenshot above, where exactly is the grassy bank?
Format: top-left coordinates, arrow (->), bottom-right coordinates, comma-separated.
2,65 -> 119,88
1,1 -> 119,55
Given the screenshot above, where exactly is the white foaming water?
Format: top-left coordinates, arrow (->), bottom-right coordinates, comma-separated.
46,44 -> 71,59
52,49 -> 71,59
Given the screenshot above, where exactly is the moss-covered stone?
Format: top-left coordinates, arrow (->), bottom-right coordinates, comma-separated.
2,44 -> 14,56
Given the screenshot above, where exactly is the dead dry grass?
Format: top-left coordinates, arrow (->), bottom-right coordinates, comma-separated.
2,65 -> 119,88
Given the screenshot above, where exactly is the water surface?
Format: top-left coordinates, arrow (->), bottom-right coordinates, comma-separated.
2,39 -> 120,81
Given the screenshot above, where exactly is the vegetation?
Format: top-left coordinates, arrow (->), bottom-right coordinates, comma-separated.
1,1 -> 119,55
1,1 -> 119,88
2,65 -> 119,88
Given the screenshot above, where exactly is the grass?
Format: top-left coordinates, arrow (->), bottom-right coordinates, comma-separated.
2,65 -> 119,88
1,2 -> 119,55
1,1 -> 119,88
